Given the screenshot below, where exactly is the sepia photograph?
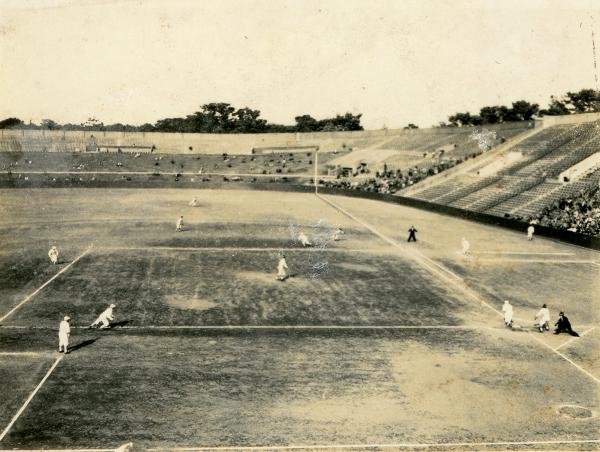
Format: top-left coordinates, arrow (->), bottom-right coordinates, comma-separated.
0,0 -> 600,450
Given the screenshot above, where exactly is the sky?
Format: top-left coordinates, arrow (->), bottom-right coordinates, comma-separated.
1,0 -> 600,129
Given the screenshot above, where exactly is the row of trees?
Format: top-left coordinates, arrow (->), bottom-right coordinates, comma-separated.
3,88 -> 600,132
442,89 -> 600,127
0,103 -> 364,133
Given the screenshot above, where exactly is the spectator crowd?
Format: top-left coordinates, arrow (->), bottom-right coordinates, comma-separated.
321,157 -> 471,195
536,186 -> 600,235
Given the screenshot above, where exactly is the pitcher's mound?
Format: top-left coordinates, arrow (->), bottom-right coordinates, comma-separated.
165,295 -> 219,311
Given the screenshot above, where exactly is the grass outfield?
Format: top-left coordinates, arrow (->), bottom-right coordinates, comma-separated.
0,188 -> 599,450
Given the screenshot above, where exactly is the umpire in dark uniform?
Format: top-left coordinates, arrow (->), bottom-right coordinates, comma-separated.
407,225 -> 418,242
554,312 -> 579,337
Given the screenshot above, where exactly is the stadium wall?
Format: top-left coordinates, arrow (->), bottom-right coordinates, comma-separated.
542,112 -> 600,127
0,122 -> 529,155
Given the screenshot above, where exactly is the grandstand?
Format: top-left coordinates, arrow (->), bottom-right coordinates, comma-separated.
404,117 -> 600,221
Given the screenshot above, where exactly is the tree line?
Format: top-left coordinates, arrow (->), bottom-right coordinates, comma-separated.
0,103 -> 363,133
2,88 -> 600,132
441,88 -> 600,127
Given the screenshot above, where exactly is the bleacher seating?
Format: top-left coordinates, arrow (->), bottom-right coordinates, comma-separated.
403,120 -> 600,222
485,181 -> 561,217
431,176 -> 501,204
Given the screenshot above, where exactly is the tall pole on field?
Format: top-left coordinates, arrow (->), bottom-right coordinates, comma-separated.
592,15 -> 599,91
314,147 -> 319,193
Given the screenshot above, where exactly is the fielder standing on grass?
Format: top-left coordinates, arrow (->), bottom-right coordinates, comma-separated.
58,316 -> 70,354
90,304 -> 116,329
277,254 -> 289,281
176,216 -> 184,232
502,300 -> 513,327
48,246 -> 59,265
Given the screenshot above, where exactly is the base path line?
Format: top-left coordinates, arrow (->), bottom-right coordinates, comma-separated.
0,245 -> 93,324
99,246 -> 380,253
316,194 -> 503,318
4,322 -> 597,330
475,258 -> 597,264
555,327 -> 596,351
148,438 -> 600,451
0,450 -> 112,452
528,331 -> 600,385
0,355 -> 63,443
73,324 -> 493,330
474,251 -> 576,256
0,352 -> 54,357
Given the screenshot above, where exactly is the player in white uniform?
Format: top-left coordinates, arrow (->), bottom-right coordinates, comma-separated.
502,300 -> 513,327
527,225 -> 535,241
91,304 -> 116,329
48,246 -> 59,265
332,227 -> 344,241
176,216 -> 184,232
461,237 -> 470,256
277,255 -> 289,281
58,316 -> 71,353
298,231 -> 311,247
189,197 -> 200,207
535,304 -> 550,332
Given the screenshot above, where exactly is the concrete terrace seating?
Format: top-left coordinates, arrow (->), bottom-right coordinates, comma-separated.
448,176 -> 539,211
410,175 -> 476,201
428,175 -> 501,204
497,125 -> 582,176
485,181 -> 562,217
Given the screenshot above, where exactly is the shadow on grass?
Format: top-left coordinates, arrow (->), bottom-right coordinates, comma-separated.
109,320 -> 131,328
69,338 -> 99,353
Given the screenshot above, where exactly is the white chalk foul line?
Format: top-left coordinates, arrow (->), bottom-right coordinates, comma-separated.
315,194 -> 503,318
0,245 -> 93,324
555,327 -> 596,351
0,355 -> 63,444
528,331 -> 600,385
148,438 -> 600,451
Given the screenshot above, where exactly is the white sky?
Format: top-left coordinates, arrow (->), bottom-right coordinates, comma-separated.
0,0 -> 599,129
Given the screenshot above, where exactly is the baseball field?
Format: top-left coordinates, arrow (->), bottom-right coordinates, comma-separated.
0,188 -> 598,450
